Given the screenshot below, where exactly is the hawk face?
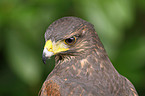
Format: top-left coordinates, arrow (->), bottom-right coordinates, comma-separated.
42,17 -> 99,64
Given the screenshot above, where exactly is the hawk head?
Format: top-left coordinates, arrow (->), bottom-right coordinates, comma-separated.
42,17 -> 105,64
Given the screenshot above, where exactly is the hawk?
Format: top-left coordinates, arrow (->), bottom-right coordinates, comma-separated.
39,17 -> 138,96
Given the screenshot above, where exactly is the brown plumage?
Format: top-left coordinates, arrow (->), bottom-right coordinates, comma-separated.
39,17 -> 138,96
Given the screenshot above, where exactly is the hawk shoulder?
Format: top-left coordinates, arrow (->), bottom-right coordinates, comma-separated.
39,80 -> 60,96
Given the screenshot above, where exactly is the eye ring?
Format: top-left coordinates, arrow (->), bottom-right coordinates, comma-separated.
64,36 -> 76,45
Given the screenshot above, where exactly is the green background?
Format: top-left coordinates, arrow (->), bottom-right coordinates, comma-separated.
0,0 -> 145,95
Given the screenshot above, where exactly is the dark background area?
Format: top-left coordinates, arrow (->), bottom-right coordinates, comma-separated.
0,0 -> 145,96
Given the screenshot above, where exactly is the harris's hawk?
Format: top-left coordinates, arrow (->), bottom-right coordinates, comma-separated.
39,17 -> 138,96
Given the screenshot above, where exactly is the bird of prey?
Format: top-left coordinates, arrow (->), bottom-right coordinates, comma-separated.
39,17 -> 138,96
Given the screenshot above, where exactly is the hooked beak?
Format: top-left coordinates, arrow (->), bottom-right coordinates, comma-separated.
42,40 -> 69,64
42,47 -> 54,64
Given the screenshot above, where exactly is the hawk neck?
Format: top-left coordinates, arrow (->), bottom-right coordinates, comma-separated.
51,48 -> 120,82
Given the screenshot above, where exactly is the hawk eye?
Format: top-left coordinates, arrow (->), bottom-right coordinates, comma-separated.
64,36 -> 76,45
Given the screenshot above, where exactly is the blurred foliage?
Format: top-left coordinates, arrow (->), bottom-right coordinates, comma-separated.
0,0 -> 145,96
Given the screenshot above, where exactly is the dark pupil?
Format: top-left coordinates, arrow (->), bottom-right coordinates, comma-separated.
65,37 -> 75,44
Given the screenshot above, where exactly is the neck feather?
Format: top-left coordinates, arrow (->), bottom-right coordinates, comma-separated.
53,48 -> 119,81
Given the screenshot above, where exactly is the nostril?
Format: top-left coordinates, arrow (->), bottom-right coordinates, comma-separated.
46,47 -> 53,51
50,48 -> 53,51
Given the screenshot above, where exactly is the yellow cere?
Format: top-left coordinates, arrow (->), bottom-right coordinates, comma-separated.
44,40 -> 69,54
44,40 -> 53,51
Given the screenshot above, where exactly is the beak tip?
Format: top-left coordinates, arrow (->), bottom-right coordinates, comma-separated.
42,59 -> 46,64
42,54 -> 47,64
